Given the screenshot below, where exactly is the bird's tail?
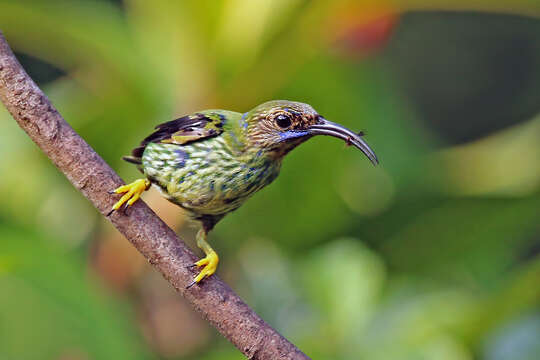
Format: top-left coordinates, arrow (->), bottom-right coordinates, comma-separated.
122,143 -> 146,164
122,155 -> 142,165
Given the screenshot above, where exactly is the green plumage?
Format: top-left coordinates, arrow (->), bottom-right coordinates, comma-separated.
114,100 -> 377,285
124,100 -> 378,232
142,126 -> 280,228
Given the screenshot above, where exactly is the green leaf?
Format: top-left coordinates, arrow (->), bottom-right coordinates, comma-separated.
0,224 -> 153,360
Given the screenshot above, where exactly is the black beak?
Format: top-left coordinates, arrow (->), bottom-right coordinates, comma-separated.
308,118 -> 378,165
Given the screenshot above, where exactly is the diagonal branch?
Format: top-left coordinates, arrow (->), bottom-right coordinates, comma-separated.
0,32 -> 310,360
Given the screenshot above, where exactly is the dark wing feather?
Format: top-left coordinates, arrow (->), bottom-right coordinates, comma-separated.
123,112 -> 225,165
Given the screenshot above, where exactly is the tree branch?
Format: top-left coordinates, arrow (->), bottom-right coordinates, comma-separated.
0,32 -> 309,360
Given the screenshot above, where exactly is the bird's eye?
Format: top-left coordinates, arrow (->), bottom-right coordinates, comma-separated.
275,114 -> 292,129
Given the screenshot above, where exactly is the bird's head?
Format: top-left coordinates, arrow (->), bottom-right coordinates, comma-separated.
243,100 -> 378,164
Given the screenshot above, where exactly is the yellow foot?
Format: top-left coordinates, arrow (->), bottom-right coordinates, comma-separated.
188,251 -> 219,287
108,178 -> 150,215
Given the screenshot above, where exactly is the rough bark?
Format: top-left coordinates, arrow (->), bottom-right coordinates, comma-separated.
0,32 -> 310,360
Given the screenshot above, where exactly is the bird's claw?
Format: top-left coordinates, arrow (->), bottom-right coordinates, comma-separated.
108,178 -> 150,215
122,201 -> 130,215
186,251 -> 219,288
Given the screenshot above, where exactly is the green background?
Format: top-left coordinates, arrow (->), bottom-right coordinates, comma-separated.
0,1 -> 539,359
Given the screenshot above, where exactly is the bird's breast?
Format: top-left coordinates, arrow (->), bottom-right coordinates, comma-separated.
141,140 -> 280,217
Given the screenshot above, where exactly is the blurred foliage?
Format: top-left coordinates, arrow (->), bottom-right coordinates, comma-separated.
0,224 -> 151,359
0,0 -> 539,359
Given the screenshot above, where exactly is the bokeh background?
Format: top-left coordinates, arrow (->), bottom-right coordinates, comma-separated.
1,1 -> 540,359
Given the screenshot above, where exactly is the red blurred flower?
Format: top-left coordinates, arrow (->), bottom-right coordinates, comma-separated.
327,3 -> 399,57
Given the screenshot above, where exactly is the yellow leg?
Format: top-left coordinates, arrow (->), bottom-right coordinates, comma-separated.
109,178 -> 150,214
191,228 -> 219,285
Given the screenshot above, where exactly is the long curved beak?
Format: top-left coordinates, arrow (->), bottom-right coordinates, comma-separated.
308,118 -> 378,165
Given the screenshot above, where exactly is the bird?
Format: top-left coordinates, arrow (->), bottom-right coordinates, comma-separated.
109,100 -> 378,287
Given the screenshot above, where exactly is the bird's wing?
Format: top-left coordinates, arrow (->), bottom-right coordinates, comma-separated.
124,112 -> 225,164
